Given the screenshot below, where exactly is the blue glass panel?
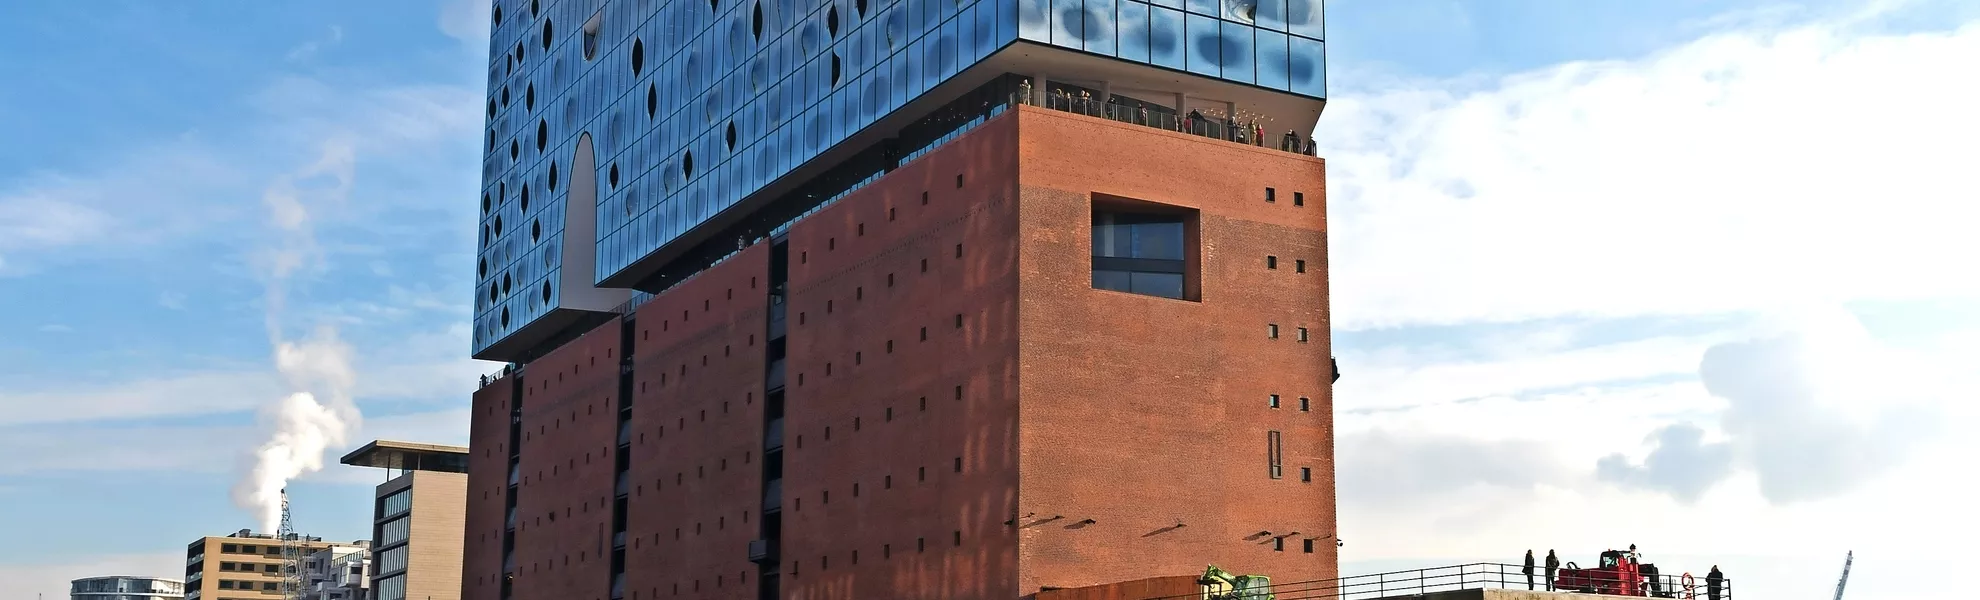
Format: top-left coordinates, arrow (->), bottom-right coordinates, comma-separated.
1288,35 -> 1324,98
1116,1 -> 1149,63
1220,19 -> 1253,84
999,0 -> 1020,45
1149,6 -> 1184,69
1051,0 -> 1083,49
1085,0 -> 1117,57
1285,0 -> 1321,39
1184,12 -> 1219,77
1185,0 -> 1216,16
1018,0 -> 1050,41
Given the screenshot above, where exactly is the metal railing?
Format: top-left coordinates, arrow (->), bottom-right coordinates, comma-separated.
1142,563 -> 1733,600
1016,92 -> 1320,156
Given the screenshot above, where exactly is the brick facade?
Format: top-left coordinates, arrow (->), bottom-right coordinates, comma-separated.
463,106 -> 1332,600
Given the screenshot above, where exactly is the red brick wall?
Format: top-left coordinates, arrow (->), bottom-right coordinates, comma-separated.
464,375 -> 517,600
1012,106 -> 1337,593
464,105 -> 1336,600
625,245 -> 771,600
1034,575 -> 1200,600
777,112 -> 1024,600
511,322 -> 624,600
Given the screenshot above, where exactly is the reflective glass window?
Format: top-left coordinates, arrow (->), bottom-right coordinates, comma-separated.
379,516 -> 410,546
1286,0 -> 1322,39
1220,19 -> 1254,84
1149,6 -> 1184,69
1289,35 -> 1325,98
380,489 -> 411,518
1117,1 -> 1150,62
1018,0 -> 1050,41
1184,12 -> 1220,77
1086,0 -> 1118,57
1051,0 -> 1083,49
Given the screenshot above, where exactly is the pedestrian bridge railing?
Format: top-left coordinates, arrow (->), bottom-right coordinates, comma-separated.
1136,562 -> 1733,600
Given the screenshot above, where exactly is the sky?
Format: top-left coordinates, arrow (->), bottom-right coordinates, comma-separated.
1,0 -> 1977,599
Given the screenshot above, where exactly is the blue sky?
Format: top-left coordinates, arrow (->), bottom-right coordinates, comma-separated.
3,1 -> 1978,599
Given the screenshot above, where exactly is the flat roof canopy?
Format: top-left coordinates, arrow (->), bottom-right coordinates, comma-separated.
339,440 -> 469,474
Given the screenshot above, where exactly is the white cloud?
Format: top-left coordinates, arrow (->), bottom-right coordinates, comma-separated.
1319,15 -> 1980,331
438,0 -> 492,46
0,552 -> 183,600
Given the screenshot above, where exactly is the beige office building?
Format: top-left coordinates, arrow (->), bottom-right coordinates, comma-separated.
340,440 -> 469,600
182,531 -> 348,600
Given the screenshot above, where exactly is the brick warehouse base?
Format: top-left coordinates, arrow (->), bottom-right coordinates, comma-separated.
464,105 -> 1333,600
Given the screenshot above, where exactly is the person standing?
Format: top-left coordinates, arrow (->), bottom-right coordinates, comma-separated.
1522,550 -> 1537,590
1706,565 -> 1723,600
1544,550 -> 1560,591
1017,78 -> 1033,106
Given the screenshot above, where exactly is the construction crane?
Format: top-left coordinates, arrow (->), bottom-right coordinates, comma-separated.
1832,551 -> 1853,600
278,489 -> 304,600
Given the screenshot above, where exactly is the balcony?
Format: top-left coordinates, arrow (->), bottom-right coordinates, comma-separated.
614,471 -> 629,497
507,464 -> 519,486
613,531 -> 627,549
186,554 -> 205,566
616,420 -> 631,446
747,539 -> 779,565
764,418 -> 784,451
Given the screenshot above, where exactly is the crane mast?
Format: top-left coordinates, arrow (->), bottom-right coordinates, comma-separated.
1832,550 -> 1853,600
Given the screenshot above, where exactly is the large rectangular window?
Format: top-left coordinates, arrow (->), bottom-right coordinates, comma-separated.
376,574 -> 407,600
378,516 -> 410,546
1092,205 -> 1192,300
379,489 -> 412,518
376,546 -> 408,575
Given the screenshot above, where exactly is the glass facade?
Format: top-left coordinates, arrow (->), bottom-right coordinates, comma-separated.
379,516 -> 411,546
475,0 -> 1325,354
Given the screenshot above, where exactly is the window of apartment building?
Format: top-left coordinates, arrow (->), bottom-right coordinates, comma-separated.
380,489 -> 412,518
220,562 -> 236,571
1267,431 -> 1283,479
377,546 -> 409,575
380,516 -> 411,546
263,563 -> 279,573
219,581 -> 235,590
376,574 -> 407,600
1092,199 -> 1196,300
222,544 -> 239,553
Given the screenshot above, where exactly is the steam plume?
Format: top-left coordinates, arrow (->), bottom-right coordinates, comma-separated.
232,139 -> 363,532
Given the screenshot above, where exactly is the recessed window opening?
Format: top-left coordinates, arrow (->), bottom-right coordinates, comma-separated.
526,83 -> 536,111
1296,259 -> 1306,273
1299,397 -> 1311,412
856,0 -> 868,17
582,10 -> 603,60
1267,255 -> 1278,269
1301,467 -> 1313,482
1265,187 -> 1276,202
1298,327 -> 1309,342
549,161 -> 560,191
683,151 -> 695,178
1267,431 -> 1284,479
1269,394 -> 1280,408
1268,324 -> 1279,338
609,163 -> 620,189
830,53 -> 842,86
536,119 -> 548,152
1092,204 -> 1191,300
726,121 -> 737,150
631,39 -> 646,75
752,2 -> 765,40
1294,192 -> 1305,206
541,19 -> 553,51
647,84 -> 658,118
827,6 -> 841,37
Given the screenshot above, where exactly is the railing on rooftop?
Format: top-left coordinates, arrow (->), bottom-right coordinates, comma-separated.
1021,92 -> 1321,156
1140,563 -> 1733,600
